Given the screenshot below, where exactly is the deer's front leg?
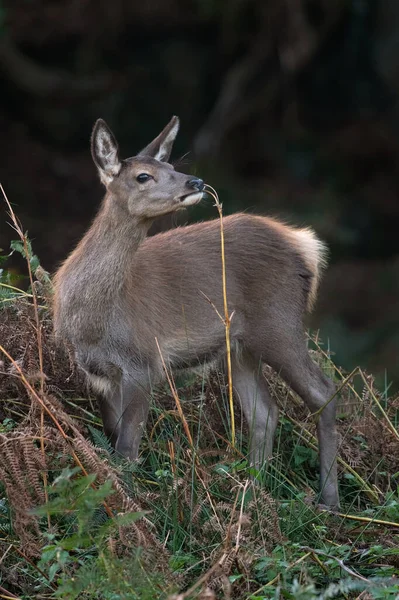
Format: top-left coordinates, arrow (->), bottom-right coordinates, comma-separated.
115,376 -> 150,460
99,390 -> 122,446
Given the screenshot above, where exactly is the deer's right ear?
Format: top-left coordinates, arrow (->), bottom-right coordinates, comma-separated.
138,116 -> 180,162
91,119 -> 122,185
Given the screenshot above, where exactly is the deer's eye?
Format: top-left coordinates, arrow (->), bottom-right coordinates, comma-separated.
136,173 -> 152,183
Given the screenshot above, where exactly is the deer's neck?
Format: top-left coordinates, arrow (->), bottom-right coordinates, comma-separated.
73,194 -> 150,297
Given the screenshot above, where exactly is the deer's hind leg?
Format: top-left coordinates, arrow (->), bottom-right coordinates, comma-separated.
250,331 -> 339,509
230,352 -> 279,470
288,357 -> 339,509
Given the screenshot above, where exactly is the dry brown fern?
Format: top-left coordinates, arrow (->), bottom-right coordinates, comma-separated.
0,392 -> 166,561
247,488 -> 284,552
0,430 -> 49,556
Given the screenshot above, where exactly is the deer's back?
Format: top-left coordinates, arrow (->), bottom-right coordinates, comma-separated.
132,213 -> 314,307
124,214 -> 316,354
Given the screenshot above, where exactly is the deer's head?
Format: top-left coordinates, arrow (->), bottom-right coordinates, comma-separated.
91,117 -> 204,219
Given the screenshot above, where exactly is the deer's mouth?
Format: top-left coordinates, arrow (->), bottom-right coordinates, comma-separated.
179,192 -> 203,206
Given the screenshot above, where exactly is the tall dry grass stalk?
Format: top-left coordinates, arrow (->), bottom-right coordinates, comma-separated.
0,183 -> 50,519
0,184 -> 44,393
204,184 -> 236,450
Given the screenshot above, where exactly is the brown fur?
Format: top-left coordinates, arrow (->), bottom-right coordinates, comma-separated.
53,117 -> 339,508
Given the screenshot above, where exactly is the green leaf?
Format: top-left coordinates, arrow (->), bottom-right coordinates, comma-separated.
229,574 -> 243,583
48,563 -> 60,582
9,240 -> 24,255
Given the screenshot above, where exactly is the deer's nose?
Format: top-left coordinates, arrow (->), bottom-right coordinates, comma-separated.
186,177 -> 204,191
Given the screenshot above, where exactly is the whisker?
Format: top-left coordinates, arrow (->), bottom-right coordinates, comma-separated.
173,152 -> 192,169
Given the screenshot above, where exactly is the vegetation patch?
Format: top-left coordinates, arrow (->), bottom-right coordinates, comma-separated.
0,219 -> 398,599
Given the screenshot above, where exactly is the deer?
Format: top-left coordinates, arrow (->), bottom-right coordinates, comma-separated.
53,116 -> 339,509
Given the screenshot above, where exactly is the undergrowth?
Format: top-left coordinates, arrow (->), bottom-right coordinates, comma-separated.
0,199 -> 398,599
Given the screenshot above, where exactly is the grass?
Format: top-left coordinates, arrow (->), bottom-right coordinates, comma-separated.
0,193 -> 398,598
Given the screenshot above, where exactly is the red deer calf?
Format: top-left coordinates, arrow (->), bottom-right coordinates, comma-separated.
53,117 -> 339,508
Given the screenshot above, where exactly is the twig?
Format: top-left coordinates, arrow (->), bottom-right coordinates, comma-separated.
235,479 -> 249,553
318,511 -> 399,530
199,290 -> 224,323
0,282 -> 33,295
302,546 -> 369,582
0,545 -> 12,566
309,550 -> 329,575
0,586 -> 21,600
224,481 -> 243,550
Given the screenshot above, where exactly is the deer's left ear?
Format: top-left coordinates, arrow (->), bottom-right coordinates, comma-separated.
138,116 -> 180,162
91,119 -> 122,186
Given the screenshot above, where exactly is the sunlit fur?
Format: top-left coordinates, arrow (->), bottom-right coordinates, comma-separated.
274,223 -> 328,311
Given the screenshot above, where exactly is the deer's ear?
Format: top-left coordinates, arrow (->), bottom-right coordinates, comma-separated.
91,119 -> 121,185
138,116 -> 179,162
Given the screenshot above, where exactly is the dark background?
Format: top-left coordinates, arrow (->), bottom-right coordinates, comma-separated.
1,0 -> 399,389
